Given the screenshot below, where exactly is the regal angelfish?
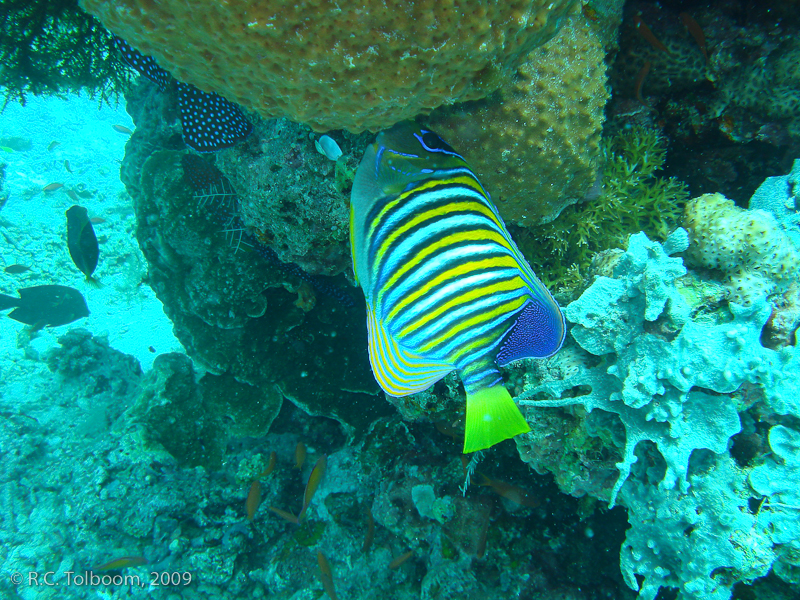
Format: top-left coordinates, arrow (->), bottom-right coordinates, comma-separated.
350,123 -> 566,453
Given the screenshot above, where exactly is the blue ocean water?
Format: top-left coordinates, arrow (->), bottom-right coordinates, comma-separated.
0,93 -> 181,368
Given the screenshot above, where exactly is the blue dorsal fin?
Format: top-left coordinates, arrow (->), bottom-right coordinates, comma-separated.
496,301 -> 565,366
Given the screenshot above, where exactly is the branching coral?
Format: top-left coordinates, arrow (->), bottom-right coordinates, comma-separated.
514,126 -> 688,290
0,0 -> 131,106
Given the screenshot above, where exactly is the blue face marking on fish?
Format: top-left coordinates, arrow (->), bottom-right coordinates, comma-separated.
113,36 -> 253,153
350,122 -> 566,453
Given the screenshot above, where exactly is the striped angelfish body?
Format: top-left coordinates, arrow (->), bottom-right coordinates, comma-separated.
351,124 -> 565,453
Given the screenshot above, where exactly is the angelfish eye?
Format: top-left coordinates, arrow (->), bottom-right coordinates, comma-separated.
420,131 -> 456,154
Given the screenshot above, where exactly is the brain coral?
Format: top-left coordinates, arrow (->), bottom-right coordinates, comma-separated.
425,8 -> 611,225
79,0 -> 577,132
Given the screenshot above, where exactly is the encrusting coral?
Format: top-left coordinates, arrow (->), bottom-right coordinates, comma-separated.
425,6 -> 613,225
683,192 -> 800,305
515,229 -> 800,600
79,0 -> 577,132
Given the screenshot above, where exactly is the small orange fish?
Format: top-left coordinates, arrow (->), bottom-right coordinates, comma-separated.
92,556 -> 148,571
582,3 -> 600,22
475,473 -> 540,508
4,265 -> 31,274
294,442 -> 306,470
362,506 -> 375,553
299,455 -> 326,521
64,160 -> 73,173
317,551 -> 338,600
633,16 -> 668,53
389,550 -> 414,570
680,12 -> 708,63
148,346 -> 156,353
43,182 -> 64,192
67,189 -> 79,202
47,141 -> 60,151
246,480 -> 261,521
258,451 -> 278,477
268,506 -> 299,524
89,217 -> 106,224
635,61 -> 652,103
112,124 -> 133,135
435,420 -> 462,441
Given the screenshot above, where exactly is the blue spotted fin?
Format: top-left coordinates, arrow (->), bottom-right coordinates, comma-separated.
176,83 -> 253,153
350,123 -> 565,453
113,36 -> 172,91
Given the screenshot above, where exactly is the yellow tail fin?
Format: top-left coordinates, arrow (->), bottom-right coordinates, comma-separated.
463,385 -> 531,454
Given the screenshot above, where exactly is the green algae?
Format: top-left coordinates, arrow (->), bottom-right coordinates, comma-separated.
515,126 -> 689,292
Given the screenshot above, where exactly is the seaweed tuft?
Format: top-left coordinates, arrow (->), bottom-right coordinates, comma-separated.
0,0 -> 132,107
514,126 -> 689,293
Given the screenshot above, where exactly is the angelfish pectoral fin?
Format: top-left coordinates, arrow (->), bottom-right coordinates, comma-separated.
463,385 -> 531,454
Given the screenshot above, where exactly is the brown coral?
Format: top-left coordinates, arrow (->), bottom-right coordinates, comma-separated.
425,9 -> 611,225
79,0 -> 577,132
683,192 -> 800,305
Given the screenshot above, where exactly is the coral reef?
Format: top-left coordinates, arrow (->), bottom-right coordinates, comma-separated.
216,119 -> 367,276
513,126 -> 688,289
120,79 -> 384,439
619,454 -> 774,600
749,425 -> 800,585
606,1 -> 800,203
425,6 -> 614,225
0,161 -> 7,210
0,0 -> 130,105
128,353 -> 281,470
683,192 -> 799,306
514,227 -> 800,600
749,158 -> 800,245
80,0 -> 577,132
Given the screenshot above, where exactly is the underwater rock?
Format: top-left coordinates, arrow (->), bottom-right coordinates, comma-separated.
45,327 -> 141,396
128,353 -> 226,469
120,81 -> 385,441
216,118 -> 367,276
128,353 -> 282,469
